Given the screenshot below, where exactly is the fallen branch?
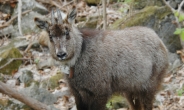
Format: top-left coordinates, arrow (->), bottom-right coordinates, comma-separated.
0,81 -> 49,110
0,58 -> 31,70
0,10 -> 31,29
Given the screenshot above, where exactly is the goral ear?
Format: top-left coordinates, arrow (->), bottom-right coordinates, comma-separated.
67,6 -> 77,24
34,17 -> 49,30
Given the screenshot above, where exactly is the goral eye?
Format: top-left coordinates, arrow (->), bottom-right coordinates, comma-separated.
65,31 -> 70,40
49,35 -> 54,41
65,31 -> 69,36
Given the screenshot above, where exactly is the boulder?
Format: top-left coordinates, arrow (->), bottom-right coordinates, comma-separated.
111,6 -> 182,70
111,6 -> 182,53
22,83 -> 57,105
0,48 -> 22,75
40,73 -> 63,90
134,0 -> 163,9
0,0 -> 48,38
18,70 -> 34,87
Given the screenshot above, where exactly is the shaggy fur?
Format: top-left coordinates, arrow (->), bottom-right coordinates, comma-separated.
35,8 -> 169,110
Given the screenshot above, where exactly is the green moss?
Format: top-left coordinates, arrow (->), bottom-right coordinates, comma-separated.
110,6 -> 171,30
134,0 -> 163,9
41,73 -> 63,90
20,105 -> 32,110
0,98 -> 9,107
85,0 -> 100,5
0,48 -> 22,75
106,95 -> 128,109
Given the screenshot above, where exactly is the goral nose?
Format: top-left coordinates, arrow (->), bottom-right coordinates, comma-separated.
56,52 -> 67,59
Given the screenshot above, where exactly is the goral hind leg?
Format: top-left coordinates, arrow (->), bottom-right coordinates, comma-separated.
124,92 -> 142,110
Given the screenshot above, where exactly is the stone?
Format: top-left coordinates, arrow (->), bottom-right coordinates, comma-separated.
40,73 -> 63,90
22,83 -> 57,105
110,6 -> 182,72
0,25 -> 19,38
0,2 -> 14,14
134,0 -> 163,9
6,0 -> 49,37
13,11 -> 45,36
85,0 -> 118,5
169,0 -> 177,9
19,0 -> 48,15
175,0 -> 183,4
18,70 -> 33,87
36,57 -> 55,69
0,48 -> 22,75
111,6 -> 182,53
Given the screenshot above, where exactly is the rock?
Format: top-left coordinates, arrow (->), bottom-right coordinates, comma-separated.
134,0 -> 163,9
85,0 -> 118,5
169,0 -> 177,9
0,98 -> 32,110
0,48 -> 22,75
77,15 -> 101,28
85,0 -> 100,5
168,52 -> 182,71
0,98 -> 9,107
0,37 -> 39,62
0,25 -> 19,38
18,70 -> 33,87
13,11 -> 45,36
36,57 -> 55,69
175,0 -> 183,4
0,2 -> 14,14
40,73 -> 63,90
1,0 -> 49,38
16,0 -> 48,15
0,37 -> 29,55
22,83 -> 57,105
6,79 -> 17,86
111,6 -> 181,51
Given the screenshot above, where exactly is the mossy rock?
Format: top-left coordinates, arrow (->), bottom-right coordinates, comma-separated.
19,70 -> 34,87
0,98 -> 32,110
41,73 -> 63,90
85,0 -> 118,5
0,48 -> 22,75
85,0 -> 100,5
134,0 -> 164,9
0,38 -> 29,55
78,15 -> 102,28
106,95 -> 128,109
111,5 -> 182,53
0,98 -> 9,107
111,6 -> 171,30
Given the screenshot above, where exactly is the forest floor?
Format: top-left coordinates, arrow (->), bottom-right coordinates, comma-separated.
0,0 -> 184,110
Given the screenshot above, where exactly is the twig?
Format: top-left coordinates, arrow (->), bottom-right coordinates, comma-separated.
24,35 -> 36,53
0,58 -> 31,70
18,0 -> 23,36
0,81 -> 49,110
178,0 -> 184,13
0,10 -> 31,29
62,0 -> 74,7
